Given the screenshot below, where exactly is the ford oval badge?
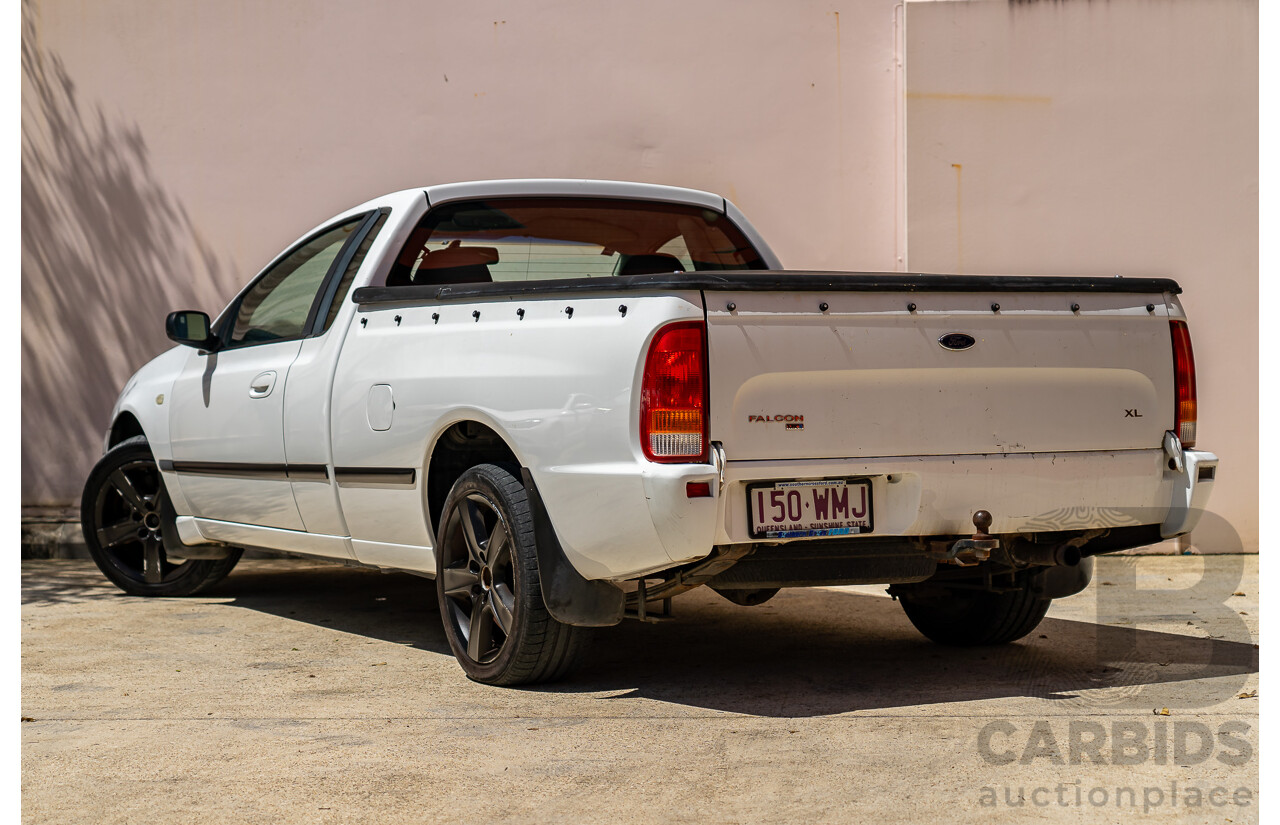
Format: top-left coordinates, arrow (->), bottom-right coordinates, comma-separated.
938,332 -> 977,351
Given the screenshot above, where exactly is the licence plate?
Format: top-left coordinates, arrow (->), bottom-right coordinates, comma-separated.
746,478 -> 873,539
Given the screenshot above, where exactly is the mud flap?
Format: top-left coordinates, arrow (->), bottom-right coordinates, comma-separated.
520,468 -> 625,627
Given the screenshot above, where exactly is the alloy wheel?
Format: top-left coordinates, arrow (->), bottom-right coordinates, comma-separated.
90,458 -> 179,585
439,493 -> 517,664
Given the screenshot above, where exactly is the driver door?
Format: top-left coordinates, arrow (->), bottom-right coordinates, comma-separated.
168,218 -> 364,530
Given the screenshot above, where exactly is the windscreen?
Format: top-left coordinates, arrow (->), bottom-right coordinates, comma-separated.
383,197 -> 765,287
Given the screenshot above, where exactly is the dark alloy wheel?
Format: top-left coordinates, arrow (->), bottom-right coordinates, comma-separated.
81,436 -> 241,596
440,487 -> 518,665
436,464 -> 586,685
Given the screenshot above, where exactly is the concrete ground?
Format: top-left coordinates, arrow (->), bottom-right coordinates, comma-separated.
22,556 -> 1257,824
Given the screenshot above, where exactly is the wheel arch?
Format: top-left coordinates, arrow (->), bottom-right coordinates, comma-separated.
108,411 -> 147,449
422,413 -> 625,628
424,417 -> 522,539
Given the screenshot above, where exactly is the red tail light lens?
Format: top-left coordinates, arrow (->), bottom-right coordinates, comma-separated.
1169,320 -> 1197,448
640,321 -> 708,463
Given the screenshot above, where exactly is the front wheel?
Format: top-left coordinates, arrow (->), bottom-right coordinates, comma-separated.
80,436 -> 242,596
435,464 -> 586,685
896,583 -> 1050,646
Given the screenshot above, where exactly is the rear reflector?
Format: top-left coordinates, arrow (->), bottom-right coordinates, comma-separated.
1169,320 -> 1197,448
640,321 -> 709,463
686,481 -> 713,498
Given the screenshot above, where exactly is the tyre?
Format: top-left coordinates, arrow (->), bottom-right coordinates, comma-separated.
897,584 -> 1050,646
435,463 -> 586,685
80,436 -> 242,596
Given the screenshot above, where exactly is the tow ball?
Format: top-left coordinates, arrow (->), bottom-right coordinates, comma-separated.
929,510 -> 1001,567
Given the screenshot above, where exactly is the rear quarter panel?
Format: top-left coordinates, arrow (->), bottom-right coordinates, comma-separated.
329,291 -> 706,578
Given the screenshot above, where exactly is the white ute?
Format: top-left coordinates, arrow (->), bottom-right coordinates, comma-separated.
83,179 -> 1218,684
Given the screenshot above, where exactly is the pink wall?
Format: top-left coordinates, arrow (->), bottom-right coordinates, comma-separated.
906,0 -> 1258,551
28,0 -> 1250,553
22,0 -> 905,503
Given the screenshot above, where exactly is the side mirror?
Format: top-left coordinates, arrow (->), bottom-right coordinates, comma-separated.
165,311 -> 218,350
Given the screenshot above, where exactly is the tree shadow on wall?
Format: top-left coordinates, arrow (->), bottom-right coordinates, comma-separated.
21,0 -> 238,505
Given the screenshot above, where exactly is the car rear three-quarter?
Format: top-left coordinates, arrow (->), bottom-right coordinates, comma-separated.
80,178 -> 1218,686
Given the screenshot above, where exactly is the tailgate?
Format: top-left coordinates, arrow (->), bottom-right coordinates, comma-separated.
705,286 -> 1176,461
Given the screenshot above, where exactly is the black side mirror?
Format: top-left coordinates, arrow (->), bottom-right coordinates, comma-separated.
165,311 -> 218,350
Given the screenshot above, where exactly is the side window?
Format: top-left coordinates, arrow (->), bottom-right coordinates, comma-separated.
228,218 -> 362,346
321,211 -> 388,332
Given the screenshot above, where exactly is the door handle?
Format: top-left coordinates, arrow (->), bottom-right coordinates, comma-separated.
249,370 -> 277,398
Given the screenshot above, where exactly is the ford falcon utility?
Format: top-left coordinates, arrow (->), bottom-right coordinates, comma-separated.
82,179 -> 1217,684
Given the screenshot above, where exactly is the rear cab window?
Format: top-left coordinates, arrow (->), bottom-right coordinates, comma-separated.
383,198 -> 766,287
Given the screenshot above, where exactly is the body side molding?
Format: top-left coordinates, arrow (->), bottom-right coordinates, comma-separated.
333,467 -> 417,488
158,460 -> 330,481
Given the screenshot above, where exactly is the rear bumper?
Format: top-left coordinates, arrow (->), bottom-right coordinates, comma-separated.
714,448 -> 1215,547
539,447 -> 1216,582
1160,449 -> 1218,538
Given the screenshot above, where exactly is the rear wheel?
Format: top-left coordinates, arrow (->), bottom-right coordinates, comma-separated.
435,463 -> 586,685
80,436 -> 241,596
896,583 -> 1050,646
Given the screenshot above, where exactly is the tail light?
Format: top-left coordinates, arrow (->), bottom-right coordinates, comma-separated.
1169,320 -> 1197,448
640,321 -> 709,463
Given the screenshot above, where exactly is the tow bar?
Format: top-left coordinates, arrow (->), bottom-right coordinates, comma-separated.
928,510 -> 1000,567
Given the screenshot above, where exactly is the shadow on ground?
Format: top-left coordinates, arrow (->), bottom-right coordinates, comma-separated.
24,560 -> 1258,718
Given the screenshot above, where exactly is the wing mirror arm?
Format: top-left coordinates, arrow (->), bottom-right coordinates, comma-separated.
165,310 -> 221,351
